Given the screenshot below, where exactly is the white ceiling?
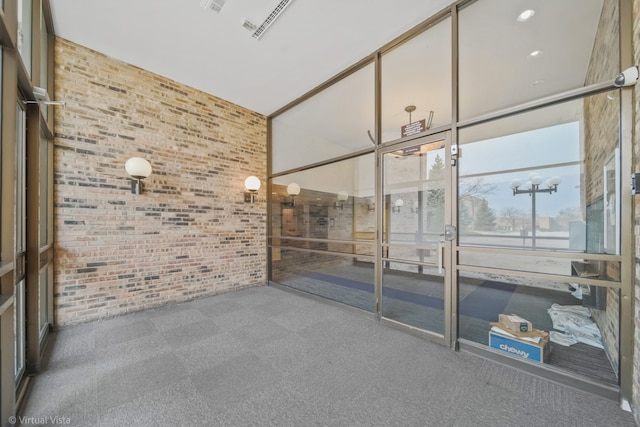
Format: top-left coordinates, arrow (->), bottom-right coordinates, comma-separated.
48,0 -> 454,116
49,0 -> 611,174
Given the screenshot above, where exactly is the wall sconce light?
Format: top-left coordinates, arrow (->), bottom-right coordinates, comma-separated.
125,157 -> 152,194
282,183 -> 300,207
244,175 -> 261,203
392,199 -> 404,213
335,191 -> 349,209
367,202 -> 375,211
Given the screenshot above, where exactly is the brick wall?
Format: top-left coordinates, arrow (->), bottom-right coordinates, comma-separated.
53,38 -> 267,325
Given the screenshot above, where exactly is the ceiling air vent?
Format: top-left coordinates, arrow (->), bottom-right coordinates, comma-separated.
200,0 -> 226,13
252,0 -> 294,39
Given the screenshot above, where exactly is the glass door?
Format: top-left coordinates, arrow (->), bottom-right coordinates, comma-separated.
380,132 -> 454,344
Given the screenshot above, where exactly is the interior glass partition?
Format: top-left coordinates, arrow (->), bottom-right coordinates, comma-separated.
457,91 -> 622,385
270,154 -> 375,310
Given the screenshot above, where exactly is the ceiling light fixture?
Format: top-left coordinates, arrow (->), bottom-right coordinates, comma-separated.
200,0 -> 226,13
517,9 -> 535,22
528,50 -> 542,57
241,18 -> 257,31
252,0 -> 295,39
531,79 -> 544,86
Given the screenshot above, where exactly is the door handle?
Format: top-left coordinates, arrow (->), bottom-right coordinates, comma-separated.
437,241 -> 444,274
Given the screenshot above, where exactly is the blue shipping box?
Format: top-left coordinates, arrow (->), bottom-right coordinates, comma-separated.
488,330 -> 550,363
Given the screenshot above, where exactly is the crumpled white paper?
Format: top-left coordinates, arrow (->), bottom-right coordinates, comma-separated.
547,303 -> 603,349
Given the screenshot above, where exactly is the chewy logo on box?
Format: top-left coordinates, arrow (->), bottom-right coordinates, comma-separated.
488,331 -> 546,363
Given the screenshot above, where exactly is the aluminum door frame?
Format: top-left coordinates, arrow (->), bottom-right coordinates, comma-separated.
376,131 -> 457,346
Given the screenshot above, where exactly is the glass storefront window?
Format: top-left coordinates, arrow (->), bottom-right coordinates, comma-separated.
457,270 -> 620,386
270,154 -> 375,310
17,0 -> 32,76
15,103 -> 25,254
40,9 -> 48,121
14,279 -> 25,382
40,8 -> 47,89
458,91 -> 620,255
271,154 -> 374,242
39,267 -> 51,341
381,17 -> 451,143
271,63 -> 374,173
458,0 -> 619,120
272,249 -> 375,312
39,132 -> 48,246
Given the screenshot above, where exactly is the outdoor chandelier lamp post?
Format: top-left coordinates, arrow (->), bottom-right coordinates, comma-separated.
510,173 -> 561,248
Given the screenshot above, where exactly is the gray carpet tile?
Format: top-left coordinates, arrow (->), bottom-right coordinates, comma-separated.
19,285 -> 636,427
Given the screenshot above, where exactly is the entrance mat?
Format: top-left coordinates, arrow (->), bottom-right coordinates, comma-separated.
382,286 -> 444,310
304,272 -> 373,293
458,280 -> 516,322
304,272 -> 443,309
303,272 -> 515,322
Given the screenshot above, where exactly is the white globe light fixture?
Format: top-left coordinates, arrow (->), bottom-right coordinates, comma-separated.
392,198 -> 404,213
125,157 -> 152,194
335,191 -> 349,209
282,182 -> 300,207
286,183 -> 301,196
244,176 -> 261,203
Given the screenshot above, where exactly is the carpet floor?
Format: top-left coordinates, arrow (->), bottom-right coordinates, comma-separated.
277,262 -> 618,386
19,286 -> 635,427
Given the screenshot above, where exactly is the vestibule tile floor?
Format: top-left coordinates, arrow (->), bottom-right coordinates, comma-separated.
20,286 -> 636,426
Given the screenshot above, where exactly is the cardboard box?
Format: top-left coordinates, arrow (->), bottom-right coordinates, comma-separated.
499,313 -> 532,333
488,329 -> 550,363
